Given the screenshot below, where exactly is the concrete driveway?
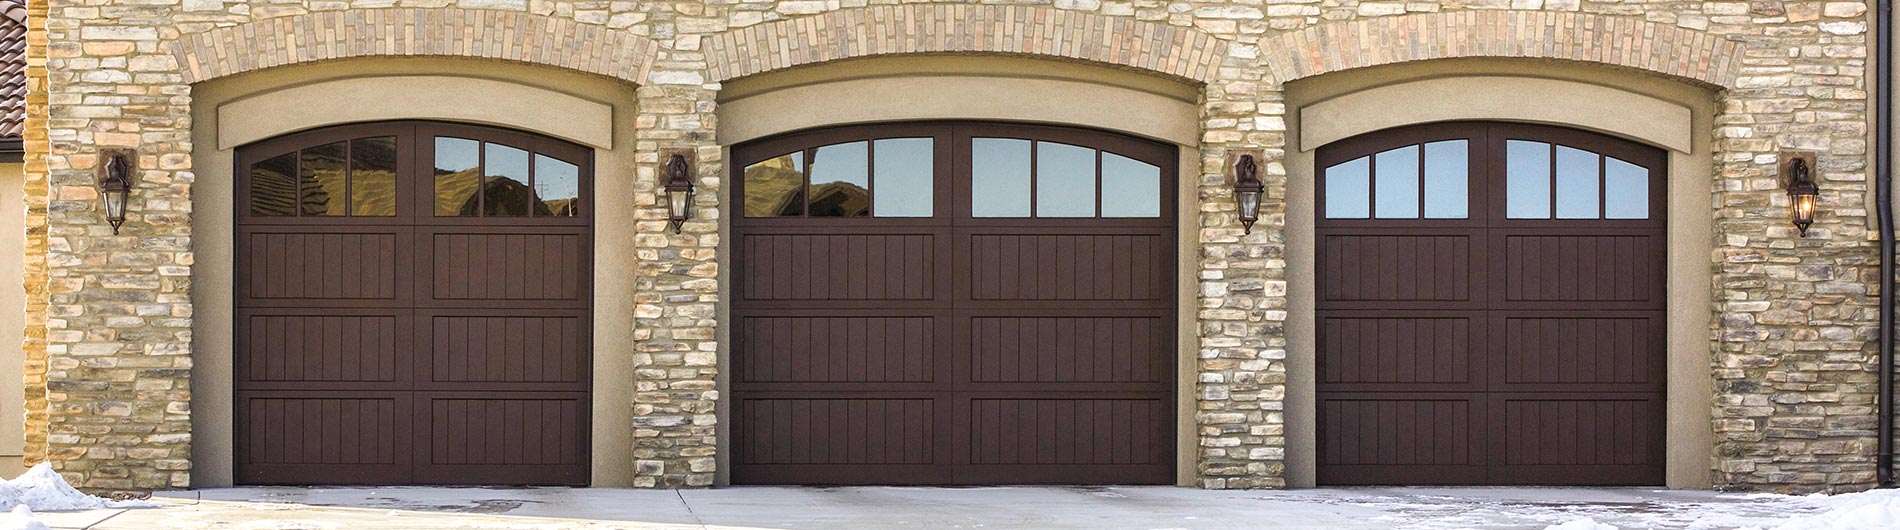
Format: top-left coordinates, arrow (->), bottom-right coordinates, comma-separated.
27,485 -> 1831,529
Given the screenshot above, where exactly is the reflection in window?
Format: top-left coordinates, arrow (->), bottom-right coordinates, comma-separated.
1037,142 -> 1096,218
435,137 -> 482,216
483,144 -> 532,217
1373,145 -> 1420,218
874,139 -> 933,217
1506,140 -> 1552,219
535,155 -> 581,217
809,142 -> 870,217
744,151 -> 805,217
250,153 -> 298,216
972,138 -> 1032,217
300,141 -> 347,216
1102,153 -> 1160,218
350,137 -> 398,216
1422,140 -> 1468,219
1324,156 -> 1371,219
1605,157 -> 1648,219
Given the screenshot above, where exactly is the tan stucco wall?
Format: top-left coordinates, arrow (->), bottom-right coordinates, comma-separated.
711,56 -> 1206,485
187,57 -> 640,487
216,76 -> 615,150
1282,58 -> 1719,489
0,162 -> 22,478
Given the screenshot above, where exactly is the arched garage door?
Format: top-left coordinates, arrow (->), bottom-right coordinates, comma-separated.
234,122 -> 593,485
731,123 -> 1178,485
1315,122 -> 1667,485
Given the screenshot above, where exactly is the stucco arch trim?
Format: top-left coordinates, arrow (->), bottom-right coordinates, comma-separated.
173,8 -> 657,85
703,5 -> 1230,84
215,74 -> 615,150
1261,11 -> 1744,89
1300,76 -> 1696,153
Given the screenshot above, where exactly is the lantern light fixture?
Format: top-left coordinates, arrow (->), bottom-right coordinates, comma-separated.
1233,153 -> 1264,234
663,152 -> 694,235
1785,154 -> 1819,237
99,151 -> 133,235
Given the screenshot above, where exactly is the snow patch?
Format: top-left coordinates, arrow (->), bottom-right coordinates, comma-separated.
1736,489 -> 1900,530
0,506 -> 45,530
1544,518 -> 1619,530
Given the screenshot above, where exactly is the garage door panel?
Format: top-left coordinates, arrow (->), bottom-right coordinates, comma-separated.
234,392 -> 412,485
236,227 -> 414,308
235,309 -> 413,391
958,314 -> 1171,390
1315,395 -> 1487,478
1489,229 -> 1666,310
734,312 -> 951,389
959,230 -> 1171,304
736,397 -> 946,466
1492,312 -> 1665,392
1316,229 -> 1482,310
958,397 -> 1169,467
737,229 -> 952,306
416,309 -> 590,391
1487,393 -> 1665,485
416,228 -> 590,308
413,393 -> 589,485
1317,313 -> 1486,392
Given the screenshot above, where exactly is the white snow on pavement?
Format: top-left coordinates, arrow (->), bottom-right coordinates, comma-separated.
1527,489 -> 1900,530
0,506 -> 46,530
0,463 -> 153,529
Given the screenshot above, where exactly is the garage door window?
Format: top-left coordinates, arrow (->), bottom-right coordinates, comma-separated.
1505,140 -> 1652,220
743,138 -> 937,218
249,136 -> 399,217
1324,139 -> 1470,220
971,138 -> 1162,219
432,136 -> 585,218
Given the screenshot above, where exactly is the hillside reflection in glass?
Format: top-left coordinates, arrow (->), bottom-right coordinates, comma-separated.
433,137 -> 582,217
743,138 -> 935,218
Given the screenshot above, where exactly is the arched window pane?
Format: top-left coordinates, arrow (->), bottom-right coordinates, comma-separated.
534,155 -> 580,217
1605,157 -> 1649,219
483,143 -> 532,217
1555,145 -> 1600,219
250,152 -> 297,217
1325,156 -> 1371,219
350,136 -> 398,217
434,137 -> 482,216
1036,142 -> 1096,218
809,142 -> 870,217
873,139 -> 933,217
1374,145 -> 1420,218
300,141 -> 347,216
972,138 -> 1032,217
744,151 -> 806,217
1102,153 -> 1160,218
1506,140 -> 1552,219
1423,140 -> 1468,219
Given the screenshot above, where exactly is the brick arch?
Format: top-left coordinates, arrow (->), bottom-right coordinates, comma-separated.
704,5 -> 1229,83
1261,11 -> 1744,88
173,8 -> 657,85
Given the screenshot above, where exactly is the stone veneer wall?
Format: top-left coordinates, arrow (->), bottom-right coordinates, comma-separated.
27,0 -> 1881,492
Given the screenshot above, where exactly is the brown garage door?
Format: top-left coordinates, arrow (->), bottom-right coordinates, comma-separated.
1315,122 -> 1667,485
234,121 -> 593,485
731,122 -> 1177,484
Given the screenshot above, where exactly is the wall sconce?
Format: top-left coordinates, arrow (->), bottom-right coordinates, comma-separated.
1231,152 -> 1264,234
98,150 -> 134,235
661,149 -> 694,235
1784,152 -> 1819,237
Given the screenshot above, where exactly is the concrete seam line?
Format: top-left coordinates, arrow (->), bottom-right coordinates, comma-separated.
675,489 -> 708,529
